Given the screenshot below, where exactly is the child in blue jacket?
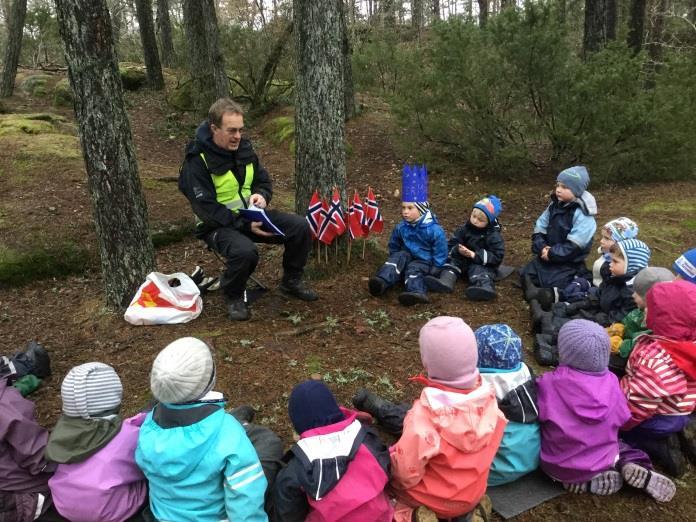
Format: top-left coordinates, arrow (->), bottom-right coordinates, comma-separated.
475,324 -> 540,485
136,337 -> 279,522
368,164 -> 447,306
522,166 -> 597,308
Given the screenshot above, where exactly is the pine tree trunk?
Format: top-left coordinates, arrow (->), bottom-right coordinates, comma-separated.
156,0 -> 176,67
293,0 -> 346,215
645,0 -> 668,87
627,0 -> 646,53
477,0 -> 488,27
182,0 -> 216,116
109,0 -> 123,57
583,0 -> 618,55
339,1 -> 356,120
412,0 -> 423,29
201,0 -> 229,99
134,0 -> 164,89
253,20 -> 293,108
54,0 -> 156,310
0,0 -> 27,98
432,0 -> 440,20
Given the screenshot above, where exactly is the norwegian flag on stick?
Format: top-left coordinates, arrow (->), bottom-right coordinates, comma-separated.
365,187 -> 384,234
306,190 -> 324,240
330,187 -> 346,237
318,197 -> 336,246
348,190 -> 365,240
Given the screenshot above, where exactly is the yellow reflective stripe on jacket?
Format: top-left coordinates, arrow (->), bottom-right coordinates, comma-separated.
200,153 -> 254,212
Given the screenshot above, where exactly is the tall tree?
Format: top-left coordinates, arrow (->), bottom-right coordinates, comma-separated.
54,0 -> 156,309
252,20 -> 293,108
134,0 -> 165,89
339,0 -> 356,120
432,0 -> 440,20
182,0 -> 228,116
627,0 -> 647,54
583,0 -> 617,55
0,0 -> 27,98
477,0 -> 488,27
156,0 -> 176,67
293,0 -> 346,214
412,0 -> 423,30
201,0 -> 228,98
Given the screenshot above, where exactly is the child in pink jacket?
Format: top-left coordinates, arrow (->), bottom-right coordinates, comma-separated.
354,316 -> 507,521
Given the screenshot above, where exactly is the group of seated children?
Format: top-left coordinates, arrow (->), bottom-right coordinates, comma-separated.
2,306 -> 694,521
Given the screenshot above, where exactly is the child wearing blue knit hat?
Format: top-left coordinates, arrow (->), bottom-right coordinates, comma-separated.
475,324 -> 540,486
522,166 -> 598,310
426,195 -> 505,301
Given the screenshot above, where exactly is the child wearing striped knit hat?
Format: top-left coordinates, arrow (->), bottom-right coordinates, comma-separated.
45,362 -> 148,522
592,217 -> 639,287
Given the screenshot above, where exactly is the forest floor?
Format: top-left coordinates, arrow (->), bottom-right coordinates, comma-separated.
1,70 -> 695,521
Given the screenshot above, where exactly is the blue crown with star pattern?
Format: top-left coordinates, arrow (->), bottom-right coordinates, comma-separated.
402,163 -> 429,203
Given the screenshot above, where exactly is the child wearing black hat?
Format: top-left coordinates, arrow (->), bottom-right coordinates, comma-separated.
426,195 -> 505,301
273,380 -> 393,522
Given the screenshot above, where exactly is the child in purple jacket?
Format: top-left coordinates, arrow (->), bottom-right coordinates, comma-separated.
537,319 -> 676,502
45,362 -> 148,522
0,370 -> 54,522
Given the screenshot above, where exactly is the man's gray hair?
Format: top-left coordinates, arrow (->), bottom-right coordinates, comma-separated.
208,98 -> 244,127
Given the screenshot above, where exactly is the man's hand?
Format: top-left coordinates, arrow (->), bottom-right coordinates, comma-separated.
250,221 -> 274,237
248,193 -> 267,209
541,246 -> 551,261
458,244 -> 475,259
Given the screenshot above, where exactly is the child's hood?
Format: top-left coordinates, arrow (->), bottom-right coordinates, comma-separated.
408,209 -> 437,228
291,414 -> 368,500
576,191 -> 597,216
539,366 -> 625,425
416,384 -> 504,452
139,401 -> 228,479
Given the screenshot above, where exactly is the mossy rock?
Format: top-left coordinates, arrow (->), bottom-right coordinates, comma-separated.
20,74 -> 53,97
53,78 -> 73,107
119,66 -> 146,91
169,81 -> 193,109
0,115 -> 55,136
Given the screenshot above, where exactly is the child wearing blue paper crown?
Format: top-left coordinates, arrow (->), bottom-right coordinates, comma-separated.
426,195 -> 505,301
475,324 -> 540,486
368,164 -> 448,306
522,166 -> 597,308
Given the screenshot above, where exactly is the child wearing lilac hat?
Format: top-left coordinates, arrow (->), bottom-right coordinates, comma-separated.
537,319 -> 675,502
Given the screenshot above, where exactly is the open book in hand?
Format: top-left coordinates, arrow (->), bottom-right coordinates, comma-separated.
239,205 -> 285,236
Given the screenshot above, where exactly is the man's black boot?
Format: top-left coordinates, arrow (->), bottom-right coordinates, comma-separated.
226,297 -> 251,321
424,269 -> 457,294
279,276 -> 318,301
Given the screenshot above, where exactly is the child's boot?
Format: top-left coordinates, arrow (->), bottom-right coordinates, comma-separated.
678,415 -> 696,465
524,278 -> 556,310
425,269 -> 457,294
530,299 -> 551,333
399,291 -> 430,306
534,334 -> 558,366
368,276 -> 388,296
465,279 -> 496,301
11,340 -> 51,379
352,388 -> 389,416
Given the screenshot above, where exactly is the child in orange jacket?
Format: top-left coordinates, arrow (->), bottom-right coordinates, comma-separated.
353,316 -> 507,521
